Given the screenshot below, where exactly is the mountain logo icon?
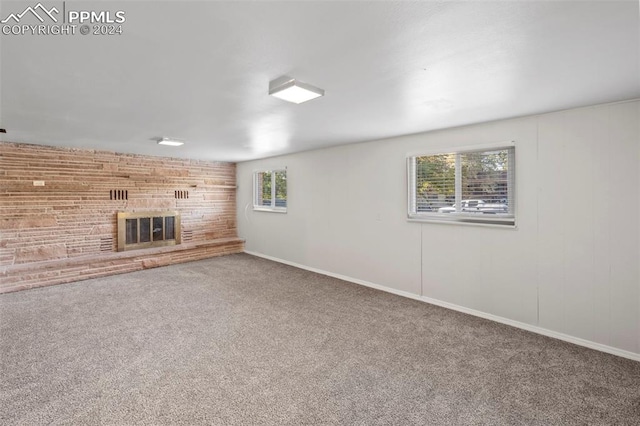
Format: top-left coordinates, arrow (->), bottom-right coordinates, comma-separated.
1,2 -> 59,24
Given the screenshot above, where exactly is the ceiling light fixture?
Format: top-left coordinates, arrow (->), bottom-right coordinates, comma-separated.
157,137 -> 184,146
269,77 -> 324,104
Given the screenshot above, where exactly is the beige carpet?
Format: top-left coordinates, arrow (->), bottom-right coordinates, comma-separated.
1,253 -> 639,425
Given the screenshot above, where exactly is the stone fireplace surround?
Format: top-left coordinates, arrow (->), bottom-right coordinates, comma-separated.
0,142 -> 244,293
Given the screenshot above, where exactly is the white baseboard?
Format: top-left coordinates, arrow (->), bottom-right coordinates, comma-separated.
244,250 -> 640,363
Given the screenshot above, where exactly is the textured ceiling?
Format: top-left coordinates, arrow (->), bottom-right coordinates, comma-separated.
1,1 -> 638,162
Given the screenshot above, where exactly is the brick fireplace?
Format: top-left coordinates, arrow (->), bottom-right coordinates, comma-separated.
0,142 -> 244,293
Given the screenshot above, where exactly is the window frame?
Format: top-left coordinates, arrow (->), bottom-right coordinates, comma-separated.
407,142 -> 516,227
253,168 -> 287,213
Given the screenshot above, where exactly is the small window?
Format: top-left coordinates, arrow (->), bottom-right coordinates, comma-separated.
254,169 -> 287,212
408,145 -> 515,226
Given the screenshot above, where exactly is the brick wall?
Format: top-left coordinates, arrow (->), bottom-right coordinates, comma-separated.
0,142 -> 244,293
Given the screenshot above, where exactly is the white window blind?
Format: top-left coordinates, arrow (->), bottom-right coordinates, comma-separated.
408,146 -> 515,225
253,169 -> 287,212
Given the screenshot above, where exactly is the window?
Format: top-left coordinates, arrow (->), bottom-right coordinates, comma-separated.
254,169 -> 287,212
408,145 -> 515,226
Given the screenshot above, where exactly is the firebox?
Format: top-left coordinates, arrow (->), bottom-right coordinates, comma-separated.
117,211 -> 181,252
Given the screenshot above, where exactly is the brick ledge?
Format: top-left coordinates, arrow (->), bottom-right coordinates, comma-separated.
0,238 -> 245,294
1,238 -> 243,274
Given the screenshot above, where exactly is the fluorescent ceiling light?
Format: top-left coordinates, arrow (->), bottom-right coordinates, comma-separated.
158,138 -> 184,146
269,77 -> 324,104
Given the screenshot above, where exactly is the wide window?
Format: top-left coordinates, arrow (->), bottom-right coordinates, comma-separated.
408,145 -> 515,225
253,169 -> 287,212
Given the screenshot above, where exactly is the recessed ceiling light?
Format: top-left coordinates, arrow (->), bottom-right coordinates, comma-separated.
157,137 -> 184,146
269,77 -> 324,104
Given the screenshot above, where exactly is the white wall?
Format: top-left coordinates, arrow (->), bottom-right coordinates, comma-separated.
237,100 -> 640,359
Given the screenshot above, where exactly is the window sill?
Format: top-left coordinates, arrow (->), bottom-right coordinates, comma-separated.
408,215 -> 516,229
253,207 -> 287,214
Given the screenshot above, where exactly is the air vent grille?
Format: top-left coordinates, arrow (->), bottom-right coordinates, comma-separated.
182,230 -> 193,242
110,189 -> 128,200
100,237 -> 114,252
175,190 -> 189,199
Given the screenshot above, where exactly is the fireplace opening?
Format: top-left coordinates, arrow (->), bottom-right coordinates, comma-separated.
117,211 -> 181,251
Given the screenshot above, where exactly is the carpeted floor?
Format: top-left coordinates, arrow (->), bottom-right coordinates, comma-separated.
1,253 -> 639,425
